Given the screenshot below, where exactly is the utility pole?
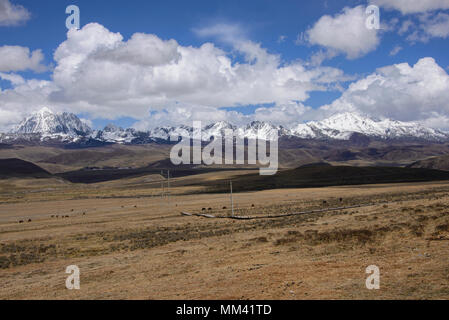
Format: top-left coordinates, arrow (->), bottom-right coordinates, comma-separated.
230,180 -> 234,217
161,170 -> 164,199
167,170 -> 170,204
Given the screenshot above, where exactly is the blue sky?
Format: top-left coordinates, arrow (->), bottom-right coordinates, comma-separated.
1,0 -> 449,130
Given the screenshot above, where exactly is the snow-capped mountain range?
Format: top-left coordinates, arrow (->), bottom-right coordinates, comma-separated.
1,107 -> 448,145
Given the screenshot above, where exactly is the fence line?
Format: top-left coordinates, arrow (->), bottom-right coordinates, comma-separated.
180,201 -> 389,220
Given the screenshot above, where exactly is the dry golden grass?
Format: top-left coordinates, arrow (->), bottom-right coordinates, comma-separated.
0,177 -> 448,299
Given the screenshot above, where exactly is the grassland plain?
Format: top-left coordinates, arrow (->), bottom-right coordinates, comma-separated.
0,176 -> 448,299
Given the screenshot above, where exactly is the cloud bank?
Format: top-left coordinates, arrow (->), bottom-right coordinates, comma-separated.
319,57 -> 449,129
0,23 -> 349,129
1,19 -> 449,132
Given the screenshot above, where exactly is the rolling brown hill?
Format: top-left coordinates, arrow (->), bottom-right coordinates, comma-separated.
0,158 -> 52,179
1,140 -> 449,175
408,154 -> 449,171
0,144 -> 172,173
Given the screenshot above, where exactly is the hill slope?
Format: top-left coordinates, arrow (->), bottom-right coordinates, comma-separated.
206,165 -> 449,193
0,158 -> 52,179
408,155 -> 449,171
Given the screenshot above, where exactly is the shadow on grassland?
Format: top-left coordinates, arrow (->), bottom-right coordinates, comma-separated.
203,165 -> 449,193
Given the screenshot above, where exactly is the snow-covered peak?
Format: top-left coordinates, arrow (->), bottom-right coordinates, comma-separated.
37,106 -> 53,116
14,107 -> 92,137
94,124 -> 137,143
296,112 -> 448,141
148,126 -> 192,142
204,121 -> 235,130
309,112 -> 379,133
291,123 -> 317,139
236,121 -> 281,140
203,121 -> 236,138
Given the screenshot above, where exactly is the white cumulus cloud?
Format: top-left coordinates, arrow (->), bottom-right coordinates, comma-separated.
306,6 -> 380,59
0,46 -> 47,72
